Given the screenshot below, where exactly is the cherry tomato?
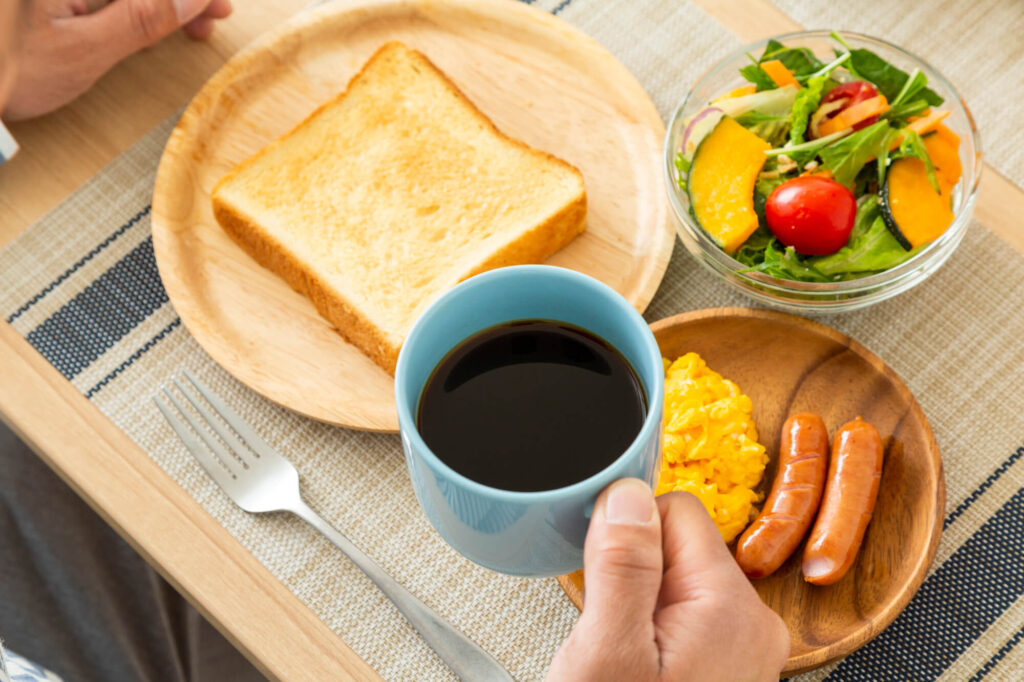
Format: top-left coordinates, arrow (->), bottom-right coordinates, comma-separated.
820,81 -> 881,131
765,176 -> 857,255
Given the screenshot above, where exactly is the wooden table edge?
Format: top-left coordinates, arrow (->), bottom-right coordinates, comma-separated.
0,323 -> 382,682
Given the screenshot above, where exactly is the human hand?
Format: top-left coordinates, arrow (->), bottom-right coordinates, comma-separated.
546,479 -> 789,682
4,0 -> 233,120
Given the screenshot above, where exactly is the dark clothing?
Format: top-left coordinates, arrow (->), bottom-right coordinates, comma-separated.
0,422 -> 265,682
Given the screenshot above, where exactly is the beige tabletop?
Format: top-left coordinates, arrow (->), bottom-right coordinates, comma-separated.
1,0 -> 1023,680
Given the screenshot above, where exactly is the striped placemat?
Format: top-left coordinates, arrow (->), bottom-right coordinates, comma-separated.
2,1 -> 1023,680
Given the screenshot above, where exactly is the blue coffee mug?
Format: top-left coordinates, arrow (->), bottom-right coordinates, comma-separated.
395,265 -> 664,577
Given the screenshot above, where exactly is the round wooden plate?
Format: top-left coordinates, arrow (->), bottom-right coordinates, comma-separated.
557,308 -> 945,675
151,0 -> 674,432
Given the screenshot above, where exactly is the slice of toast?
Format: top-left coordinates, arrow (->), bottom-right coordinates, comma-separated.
212,42 -> 586,375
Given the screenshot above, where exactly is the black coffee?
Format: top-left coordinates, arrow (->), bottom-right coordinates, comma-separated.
417,320 -> 647,492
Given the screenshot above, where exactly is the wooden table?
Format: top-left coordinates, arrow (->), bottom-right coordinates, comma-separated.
1,1 -> 1022,680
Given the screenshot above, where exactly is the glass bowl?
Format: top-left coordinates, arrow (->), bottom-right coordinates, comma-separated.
664,30 -> 981,313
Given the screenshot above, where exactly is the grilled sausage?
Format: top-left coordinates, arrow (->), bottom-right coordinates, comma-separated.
802,416 -> 884,585
735,413 -> 829,578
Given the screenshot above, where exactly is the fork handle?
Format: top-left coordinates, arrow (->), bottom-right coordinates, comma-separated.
291,501 -> 515,681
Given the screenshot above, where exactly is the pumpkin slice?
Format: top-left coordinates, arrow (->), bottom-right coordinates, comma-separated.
924,128 -> 962,187
881,157 -> 954,249
687,116 -> 771,254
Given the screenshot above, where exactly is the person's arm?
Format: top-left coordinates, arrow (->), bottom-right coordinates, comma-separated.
3,0 -> 232,121
547,479 -> 789,682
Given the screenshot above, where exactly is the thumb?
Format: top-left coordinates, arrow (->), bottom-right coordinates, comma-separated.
79,0 -> 211,66
577,478 -> 663,641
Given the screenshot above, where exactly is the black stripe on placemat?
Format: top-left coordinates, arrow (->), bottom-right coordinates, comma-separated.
5,205 -> 151,324
969,623 -> 1024,681
946,445 -> 1024,529
552,0 -> 575,14
83,318 -> 181,399
24,235 -> 167,381
824,480 -> 1024,680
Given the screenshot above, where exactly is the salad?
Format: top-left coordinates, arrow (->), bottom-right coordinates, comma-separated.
676,32 -> 963,283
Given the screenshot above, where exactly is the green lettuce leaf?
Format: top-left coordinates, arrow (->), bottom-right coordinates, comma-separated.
807,196 -> 919,276
810,215 -> 920,276
819,121 -> 901,187
789,74 -> 829,146
751,172 -> 789,227
744,240 -> 830,282
733,225 -> 775,267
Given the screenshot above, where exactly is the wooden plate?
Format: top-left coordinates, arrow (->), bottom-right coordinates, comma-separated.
151,0 -> 674,431
557,307 -> 945,675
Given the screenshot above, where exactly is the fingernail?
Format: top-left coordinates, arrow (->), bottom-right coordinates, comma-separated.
605,478 -> 655,525
173,0 -> 207,22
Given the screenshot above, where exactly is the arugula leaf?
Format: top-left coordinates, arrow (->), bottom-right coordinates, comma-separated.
891,68 -> 927,106
819,120 -> 901,187
885,98 -> 930,123
740,63 -> 777,91
789,74 -> 829,146
767,128 -> 848,168
759,39 -> 824,77
799,52 -> 850,82
845,48 -> 943,106
893,128 -> 940,192
810,215 -> 921,276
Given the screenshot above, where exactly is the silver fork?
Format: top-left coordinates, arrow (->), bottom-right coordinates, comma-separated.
155,370 -> 513,682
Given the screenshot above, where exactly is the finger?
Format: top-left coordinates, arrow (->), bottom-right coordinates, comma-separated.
577,479 -> 663,644
199,0 -> 231,19
182,14 -> 214,39
182,0 -> 230,40
656,491 -> 752,608
79,0 -> 212,66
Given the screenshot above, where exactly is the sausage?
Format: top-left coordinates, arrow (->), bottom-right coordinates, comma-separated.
802,416 -> 884,585
735,413 -> 829,578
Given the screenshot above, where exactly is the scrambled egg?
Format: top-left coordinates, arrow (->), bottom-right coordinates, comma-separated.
656,352 -> 769,542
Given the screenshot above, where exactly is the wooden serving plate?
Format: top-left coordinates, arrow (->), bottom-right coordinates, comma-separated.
558,308 -> 945,675
151,0 -> 674,432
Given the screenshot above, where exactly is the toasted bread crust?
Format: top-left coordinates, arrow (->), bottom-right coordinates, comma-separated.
212,200 -> 401,373
211,42 -> 586,375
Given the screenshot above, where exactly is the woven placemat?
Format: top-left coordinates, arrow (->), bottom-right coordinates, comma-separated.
2,1 -> 1023,680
